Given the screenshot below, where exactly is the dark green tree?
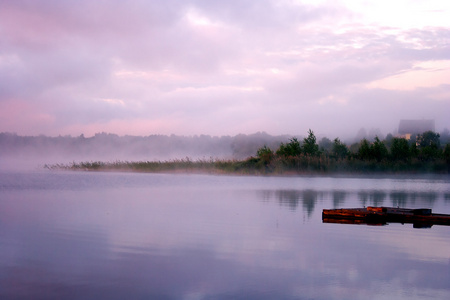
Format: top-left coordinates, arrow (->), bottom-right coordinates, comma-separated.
416,131 -> 440,148
256,145 -> 274,165
276,137 -> 301,157
332,138 -> 348,159
444,144 -> 450,164
410,143 -> 419,157
358,139 -> 371,160
302,129 -> 319,156
371,136 -> 388,162
390,138 -> 410,161
416,131 -> 441,161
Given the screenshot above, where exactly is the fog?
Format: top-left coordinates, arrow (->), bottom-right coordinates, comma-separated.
1,1 -> 449,140
2,125 -> 449,172
0,132 -> 292,170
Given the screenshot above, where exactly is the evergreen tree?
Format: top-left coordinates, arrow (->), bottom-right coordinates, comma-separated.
443,144 -> 450,164
358,139 -> 371,160
417,131 -> 441,161
276,137 -> 301,157
302,129 -> 319,156
256,145 -> 274,165
390,138 -> 410,161
371,136 -> 388,162
332,138 -> 348,159
416,131 -> 440,148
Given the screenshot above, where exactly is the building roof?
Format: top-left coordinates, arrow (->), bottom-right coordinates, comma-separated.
398,120 -> 435,135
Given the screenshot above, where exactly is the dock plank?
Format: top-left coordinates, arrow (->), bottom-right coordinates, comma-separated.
322,207 -> 450,226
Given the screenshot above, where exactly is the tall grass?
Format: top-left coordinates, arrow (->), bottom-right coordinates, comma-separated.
46,158 -> 262,175
46,154 -> 449,175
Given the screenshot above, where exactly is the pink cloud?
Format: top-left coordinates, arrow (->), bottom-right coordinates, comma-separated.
0,99 -> 55,134
0,0 -> 449,138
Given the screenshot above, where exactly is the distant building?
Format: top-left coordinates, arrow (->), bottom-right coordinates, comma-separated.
398,119 -> 435,140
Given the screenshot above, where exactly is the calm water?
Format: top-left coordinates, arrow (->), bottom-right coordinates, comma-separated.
0,171 -> 449,300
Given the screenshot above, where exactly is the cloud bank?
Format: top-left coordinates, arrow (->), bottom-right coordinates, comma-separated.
1,0 -> 449,138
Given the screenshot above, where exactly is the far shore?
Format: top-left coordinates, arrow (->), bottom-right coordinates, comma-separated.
45,158 -> 450,177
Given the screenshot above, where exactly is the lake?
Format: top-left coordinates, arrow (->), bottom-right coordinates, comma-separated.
1,170 -> 449,299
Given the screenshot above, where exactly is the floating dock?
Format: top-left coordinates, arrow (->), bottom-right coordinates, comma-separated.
322,207 -> 450,227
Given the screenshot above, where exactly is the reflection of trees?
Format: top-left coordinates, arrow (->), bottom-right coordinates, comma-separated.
275,190 -> 318,217
390,192 -> 437,207
302,190 -> 318,217
276,190 -> 301,211
264,189 -> 445,215
416,192 -> 437,205
258,190 -> 272,203
357,191 -> 440,207
332,191 -> 346,208
358,192 -> 369,207
358,191 -> 386,207
390,192 -> 408,207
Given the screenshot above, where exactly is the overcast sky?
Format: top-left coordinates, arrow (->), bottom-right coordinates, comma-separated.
1,0 -> 449,138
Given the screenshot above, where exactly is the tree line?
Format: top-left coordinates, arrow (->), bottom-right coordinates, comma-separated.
34,129 -> 450,174
252,130 -> 450,173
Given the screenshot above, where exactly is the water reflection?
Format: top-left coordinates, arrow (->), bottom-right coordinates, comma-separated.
301,190 -> 318,217
276,190 -> 303,211
388,192 -> 438,207
332,190 -> 346,208
358,191 -> 386,207
415,192 -> 438,204
390,191 -> 408,207
261,189 -> 322,217
1,172 -> 450,300
262,188 -> 449,215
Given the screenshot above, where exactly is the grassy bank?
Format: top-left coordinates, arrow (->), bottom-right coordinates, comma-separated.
46,158 -> 261,175
46,155 -> 449,175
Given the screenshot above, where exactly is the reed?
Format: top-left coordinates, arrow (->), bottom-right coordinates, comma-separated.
46,155 -> 449,175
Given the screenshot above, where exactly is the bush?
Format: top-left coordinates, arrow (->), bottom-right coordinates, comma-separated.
276,137 -> 301,157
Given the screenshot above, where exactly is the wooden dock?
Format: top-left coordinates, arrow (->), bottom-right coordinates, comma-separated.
322,207 -> 450,227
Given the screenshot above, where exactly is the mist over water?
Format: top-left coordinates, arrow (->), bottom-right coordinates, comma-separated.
1,171 -> 449,299
0,132 -> 292,169
1,127 -> 449,173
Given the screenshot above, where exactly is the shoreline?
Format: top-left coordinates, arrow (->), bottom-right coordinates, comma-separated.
44,159 -> 450,179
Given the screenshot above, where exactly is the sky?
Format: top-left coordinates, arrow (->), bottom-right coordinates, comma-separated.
1,0 -> 449,139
